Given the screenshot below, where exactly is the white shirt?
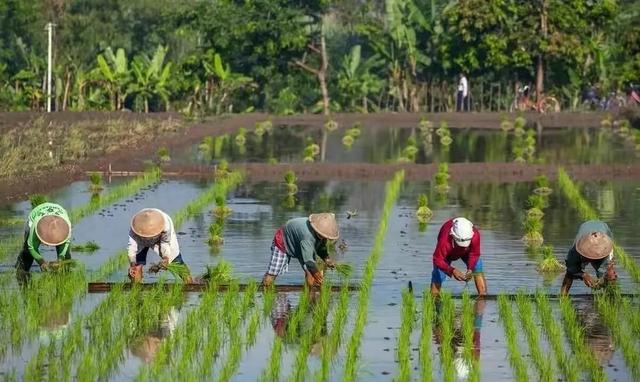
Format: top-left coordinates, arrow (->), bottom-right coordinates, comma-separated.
458,76 -> 468,97
127,210 -> 180,263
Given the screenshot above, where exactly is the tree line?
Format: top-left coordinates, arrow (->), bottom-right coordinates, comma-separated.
0,0 -> 638,114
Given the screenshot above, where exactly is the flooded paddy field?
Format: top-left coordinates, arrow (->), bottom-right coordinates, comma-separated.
1,120 -> 640,381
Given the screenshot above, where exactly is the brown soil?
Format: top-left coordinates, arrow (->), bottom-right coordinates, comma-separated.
0,111 -> 624,203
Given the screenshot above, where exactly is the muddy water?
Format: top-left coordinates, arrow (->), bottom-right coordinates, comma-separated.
175,126 -> 636,165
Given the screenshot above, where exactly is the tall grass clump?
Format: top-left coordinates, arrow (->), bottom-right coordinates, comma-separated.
558,296 -> 606,382
537,245 -> 565,273
534,290 -> 579,381
515,292 -> 553,381
342,171 -> 404,382
557,168 -> 640,285
497,294 -> 529,382
88,172 -> 104,192
395,287 -> 415,382
419,290 -> 434,382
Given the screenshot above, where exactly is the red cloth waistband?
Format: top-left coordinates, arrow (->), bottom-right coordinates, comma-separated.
274,227 -> 286,252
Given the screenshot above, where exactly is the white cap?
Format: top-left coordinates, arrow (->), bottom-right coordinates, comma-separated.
451,217 -> 474,247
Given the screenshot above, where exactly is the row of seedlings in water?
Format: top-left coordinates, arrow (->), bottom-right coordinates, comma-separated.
208,176 -> 237,252
435,121 -> 452,146
514,292 -> 553,381
342,170 -> 405,382
434,163 -> 450,203
594,292 -> 640,379
398,134 -> 419,163
419,291 -> 435,382
557,168 -> 640,285
496,294 -> 529,382
558,296 -> 606,381
437,292 -> 456,382
342,122 -> 362,149
283,170 -> 298,209
419,118 -> 435,156
511,116 -> 536,163
460,292 -> 480,381
25,175 -> 243,379
534,291 -> 580,381
416,193 -> 433,232
395,287 -> 415,382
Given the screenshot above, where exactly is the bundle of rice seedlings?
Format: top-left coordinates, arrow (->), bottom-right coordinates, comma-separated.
526,208 -> 544,220
333,263 -> 353,277
325,119 -> 338,132
537,245 -> 565,272
416,194 -> 433,220
71,241 -> 100,252
201,260 -> 234,283
514,115 -> 526,129
342,134 -> 354,147
500,118 -> 513,131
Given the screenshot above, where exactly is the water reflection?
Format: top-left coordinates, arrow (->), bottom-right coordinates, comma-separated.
573,300 -> 614,364
269,292 -> 328,354
130,307 -> 180,363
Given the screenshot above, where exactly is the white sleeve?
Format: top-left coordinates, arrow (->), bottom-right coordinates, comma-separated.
127,234 -> 139,264
462,78 -> 468,97
158,214 -> 180,262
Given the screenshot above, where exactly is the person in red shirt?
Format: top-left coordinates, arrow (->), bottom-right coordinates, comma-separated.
431,217 -> 487,296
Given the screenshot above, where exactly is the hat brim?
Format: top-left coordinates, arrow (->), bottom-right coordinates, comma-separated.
576,233 -> 613,260
309,214 -> 340,240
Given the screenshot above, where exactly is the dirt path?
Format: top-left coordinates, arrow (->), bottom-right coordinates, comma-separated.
0,111 -> 620,203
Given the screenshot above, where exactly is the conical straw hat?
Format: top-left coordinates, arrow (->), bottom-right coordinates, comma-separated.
36,215 -> 70,246
309,213 -> 339,240
576,231 -> 613,260
131,209 -> 165,238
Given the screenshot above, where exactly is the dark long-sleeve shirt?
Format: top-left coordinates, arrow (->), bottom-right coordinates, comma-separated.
432,219 -> 481,276
565,220 -> 613,279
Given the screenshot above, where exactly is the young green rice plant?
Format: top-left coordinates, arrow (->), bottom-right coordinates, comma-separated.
558,296 -> 606,382
235,127 -> 247,146
333,262 -> 353,277
515,292 -> 553,381
419,289 -> 434,382
436,121 -> 452,146
342,132 -> 355,148
438,291 -> 456,382
284,170 -> 298,195
88,171 -> 104,192
208,219 -> 225,246
434,163 -> 450,194
514,115 -> 526,130
342,171 -> 404,382
500,116 -> 513,131
537,245 -> 565,273
416,193 -> 433,221
29,194 -> 48,208
399,135 -> 419,162
157,146 -> 171,162
522,215 -> 544,247
594,294 -> 640,379
460,292 -> 480,382
71,240 -> 100,252
524,129 -> 536,161
419,117 -> 433,134
496,294 -> 529,382
215,159 -> 230,178
395,287 -> 415,382
324,119 -> 338,132
303,141 -> 320,162
201,259 -> 234,283
533,175 -> 552,196
348,122 -> 362,138
213,194 -> 233,218
198,136 -> 215,161
316,277 -> 351,382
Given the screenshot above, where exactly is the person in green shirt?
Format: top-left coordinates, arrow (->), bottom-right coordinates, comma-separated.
262,213 -> 339,287
560,220 -> 617,295
16,202 -> 72,279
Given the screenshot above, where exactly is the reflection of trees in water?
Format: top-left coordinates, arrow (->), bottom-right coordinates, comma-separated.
572,299 -> 614,364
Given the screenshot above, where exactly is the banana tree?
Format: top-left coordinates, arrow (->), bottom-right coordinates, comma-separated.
128,46 -> 172,113
337,45 -> 384,112
203,51 -> 252,114
95,47 -> 131,110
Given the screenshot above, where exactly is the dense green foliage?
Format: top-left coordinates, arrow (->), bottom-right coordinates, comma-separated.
0,0 -> 638,113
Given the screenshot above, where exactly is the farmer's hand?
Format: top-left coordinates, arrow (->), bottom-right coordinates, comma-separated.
324,258 -> 336,269
452,268 -> 467,282
39,261 -> 50,272
129,264 -> 140,278
161,257 -> 170,269
464,270 -> 473,281
583,274 -> 597,288
605,264 -> 618,282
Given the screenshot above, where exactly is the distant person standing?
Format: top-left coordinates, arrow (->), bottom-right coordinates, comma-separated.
456,73 -> 469,112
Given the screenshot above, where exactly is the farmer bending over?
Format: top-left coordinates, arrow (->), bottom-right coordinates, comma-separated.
431,217 -> 487,296
560,220 -> 616,295
16,202 -> 72,281
128,208 -> 192,283
262,213 -> 339,287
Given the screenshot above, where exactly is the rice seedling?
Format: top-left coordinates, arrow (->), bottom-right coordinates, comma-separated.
416,193 -> 433,221
284,170 -> 298,195
235,127 -> 247,146
496,294 -> 529,382
324,119 -> 338,132
514,292 -> 553,381
303,141 -> 320,162
342,133 -> 354,148
332,262 -> 353,277
399,135 -> 419,162
71,240 -> 100,253
419,117 -> 433,133
342,170 -> 404,382
533,175 -> 552,195
88,171 -> 104,192
208,219 -> 225,246
514,115 -> 526,130
395,287 -> 415,382
434,163 -> 450,194
200,259 -> 234,283
436,121 -> 452,146
348,122 -> 362,137
157,146 -> 171,162
0,216 -> 23,226
419,290 -> 434,382
522,215 -> 544,247
460,292 -> 480,382
524,129 -> 536,160
500,116 -> 513,131
537,245 -> 565,273
30,194 -> 48,208
558,296 -> 606,382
